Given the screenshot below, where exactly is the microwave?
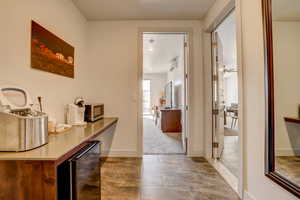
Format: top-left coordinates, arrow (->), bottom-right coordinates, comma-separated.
84,103 -> 104,122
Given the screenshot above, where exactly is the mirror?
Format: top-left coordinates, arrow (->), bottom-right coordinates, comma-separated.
263,0 -> 300,197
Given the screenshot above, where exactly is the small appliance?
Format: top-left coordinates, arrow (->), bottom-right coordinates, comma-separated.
0,86 -> 48,152
57,141 -> 101,200
67,97 -> 87,126
84,103 -> 104,122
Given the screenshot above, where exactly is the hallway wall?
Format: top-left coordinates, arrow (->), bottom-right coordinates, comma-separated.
241,0 -> 297,199
143,73 -> 167,107
203,0 -> 299,199
0,0 -> 89,123
87,20 -> 204,157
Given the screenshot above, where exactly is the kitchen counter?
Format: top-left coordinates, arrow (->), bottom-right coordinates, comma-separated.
0,117 -> 118,200
0,117 -> 118,162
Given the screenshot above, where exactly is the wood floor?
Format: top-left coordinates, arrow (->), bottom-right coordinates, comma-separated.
276,156 -> 300,186
101,155 -> 240,200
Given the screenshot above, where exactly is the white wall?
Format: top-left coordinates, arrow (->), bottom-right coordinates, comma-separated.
241,0 -> 298,199
273,21 -> 300,156
167,36 -> 185,108
143,73 -> 167,107
0,0 -> 88,123
87,20 -> 204,156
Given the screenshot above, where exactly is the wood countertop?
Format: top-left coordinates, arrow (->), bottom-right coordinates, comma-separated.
0,117 -> 118,162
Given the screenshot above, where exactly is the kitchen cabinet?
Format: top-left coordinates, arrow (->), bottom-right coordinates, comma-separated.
0,118 -> 118,200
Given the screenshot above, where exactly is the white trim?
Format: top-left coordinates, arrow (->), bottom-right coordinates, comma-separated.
236,0 -> 245,197
102,150 -> 140,157
204,0 -> 235,32
137,27 -> 194,157
188,151 -> 205,157
243,191 -> 256,200
207,158 -> 239,193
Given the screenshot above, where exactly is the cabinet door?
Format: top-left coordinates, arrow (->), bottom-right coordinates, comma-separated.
70,141 -> 101,200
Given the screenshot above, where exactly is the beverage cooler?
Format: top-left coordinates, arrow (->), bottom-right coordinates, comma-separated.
57,141 -> 101,200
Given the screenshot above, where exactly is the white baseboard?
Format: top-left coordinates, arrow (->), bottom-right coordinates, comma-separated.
276,148 -> 300,156
102,150 -> 140,157
102,150 -> 204,157
188,150 -> 204,157
243,191 -> 256,200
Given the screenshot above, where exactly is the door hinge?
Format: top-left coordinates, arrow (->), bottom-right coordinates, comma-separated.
212,109 -> 219,115
212,42 -> 218,48
185,105 -> 189,111
213,75 -> 218,81
185,73 -> 188,79
184,42 -> 188,47
213,142 -> 219,148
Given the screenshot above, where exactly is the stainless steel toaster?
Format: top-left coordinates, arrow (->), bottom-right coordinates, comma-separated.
0,86 -> 48,152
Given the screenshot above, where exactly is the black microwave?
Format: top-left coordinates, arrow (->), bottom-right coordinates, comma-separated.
84,104 -> 104,122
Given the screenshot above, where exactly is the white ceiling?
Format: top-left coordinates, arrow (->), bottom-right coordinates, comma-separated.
72,0 -> 215,20
143,34 -> 184,74
273,0 -> 300,21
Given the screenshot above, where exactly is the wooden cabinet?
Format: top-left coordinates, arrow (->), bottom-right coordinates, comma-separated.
0,160 -> 56,200
160,109 -> 182,132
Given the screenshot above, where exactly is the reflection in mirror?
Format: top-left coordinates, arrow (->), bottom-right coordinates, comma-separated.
272,0 -> 300,187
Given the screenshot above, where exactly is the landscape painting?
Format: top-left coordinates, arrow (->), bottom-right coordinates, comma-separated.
31,21 -> 75,78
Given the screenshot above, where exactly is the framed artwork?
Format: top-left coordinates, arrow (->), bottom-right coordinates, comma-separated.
31,21 -> 75,78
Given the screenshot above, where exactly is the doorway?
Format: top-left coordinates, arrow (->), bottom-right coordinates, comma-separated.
211,10 -> 240,179
141,32 -> 189,155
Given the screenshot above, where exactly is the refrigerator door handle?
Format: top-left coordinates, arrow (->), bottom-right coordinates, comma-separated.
72,141 -> 101,160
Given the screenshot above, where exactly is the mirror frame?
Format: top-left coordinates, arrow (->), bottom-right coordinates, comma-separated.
263,0 -> 300,197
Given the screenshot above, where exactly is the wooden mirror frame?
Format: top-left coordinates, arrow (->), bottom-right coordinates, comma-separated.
262,0 -> 300,197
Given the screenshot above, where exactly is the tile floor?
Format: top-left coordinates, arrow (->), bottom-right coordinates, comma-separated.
101,155 -> 240,200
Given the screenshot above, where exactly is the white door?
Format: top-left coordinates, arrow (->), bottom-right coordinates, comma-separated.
143,80 -> 151,115
212,32 -> 225,159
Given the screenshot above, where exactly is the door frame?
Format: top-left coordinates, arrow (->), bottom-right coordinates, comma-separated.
142,79 -> 151,115
137,27 -> 193,157
204,0 -> 245,198
211,31 -> 226,159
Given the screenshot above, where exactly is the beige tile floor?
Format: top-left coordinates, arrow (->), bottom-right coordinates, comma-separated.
101,155 -> 240,200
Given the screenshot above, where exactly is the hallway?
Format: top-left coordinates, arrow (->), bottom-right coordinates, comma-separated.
101,155 -> 240,200
143,116 -> 183,154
